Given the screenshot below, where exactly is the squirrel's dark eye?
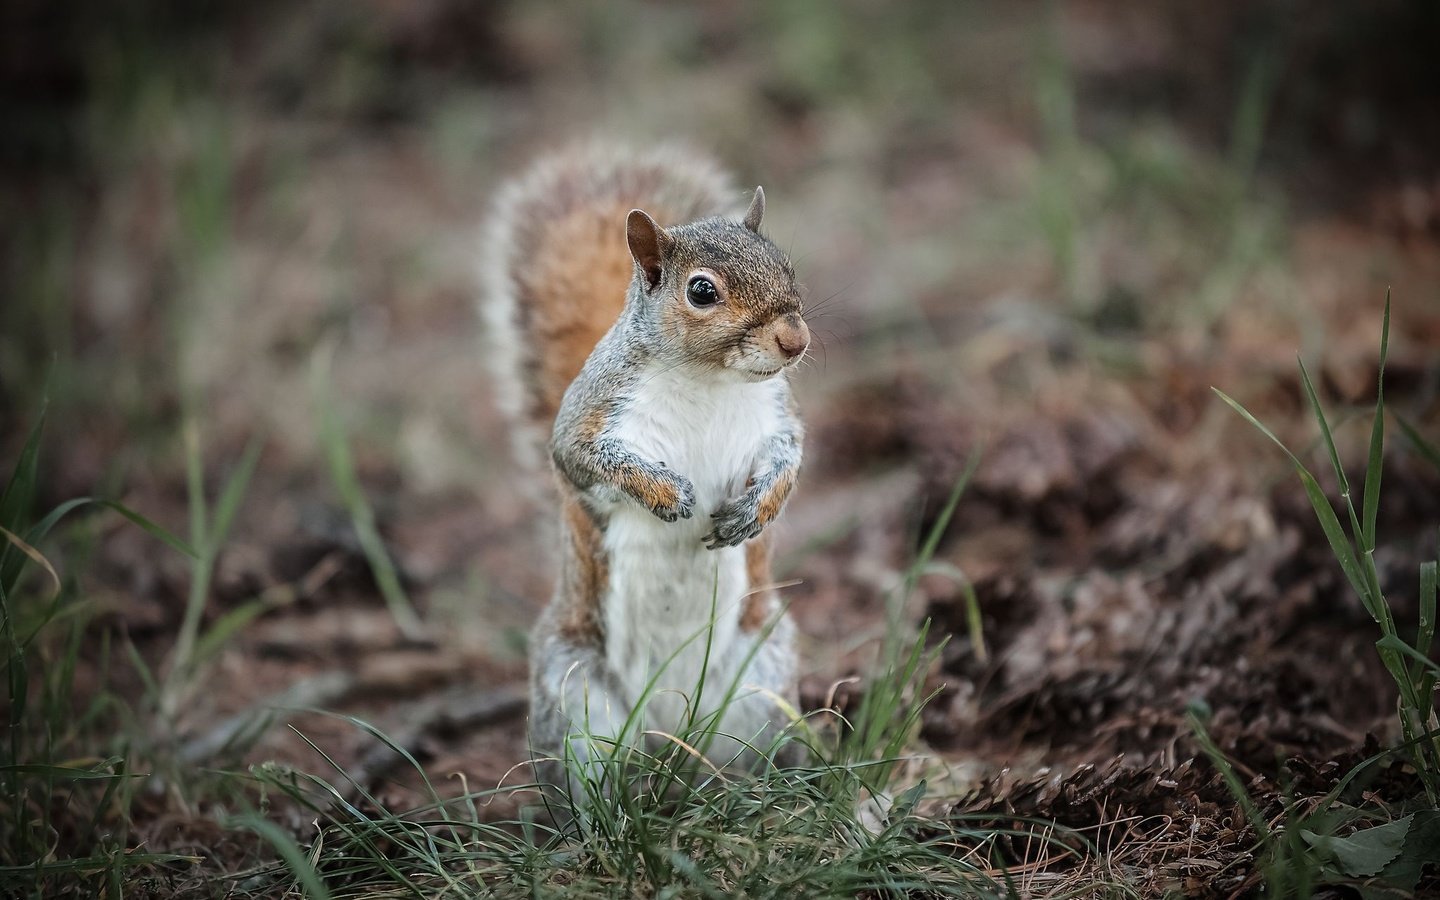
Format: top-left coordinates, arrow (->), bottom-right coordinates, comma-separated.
686,275 -> 719,308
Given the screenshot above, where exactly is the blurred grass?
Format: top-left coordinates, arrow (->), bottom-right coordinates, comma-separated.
0,1 -> 1435,895
1029,16 -> 1286,333
310,343 -> 425,640
1207,299 -> 1440,894
158,424 -> 261,724
1218,297 -> 1440,805
0,0 -> 1353,488
0,410 -> 200,894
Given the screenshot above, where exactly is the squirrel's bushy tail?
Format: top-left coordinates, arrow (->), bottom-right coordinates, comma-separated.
480,142 -> 737,472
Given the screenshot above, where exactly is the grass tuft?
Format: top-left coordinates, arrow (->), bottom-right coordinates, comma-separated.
1217,294 -> 1440,803
1212,296 -> 1440,894
223,454 -> 1065,898
310,343 -> 425,640
1,410 -> 206,896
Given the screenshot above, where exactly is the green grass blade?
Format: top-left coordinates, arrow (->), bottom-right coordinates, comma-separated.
209,437 -> 263,554
960,576 -> 987,662
2,583 -> 27,726
1189,707 -> 1270,841
921,561 -> 987,662
1297,358 -> 1362,539
288,727 -> 389,817
227,814 -> 334,900
312,355 -> 423,640
91,500 -> 198,559
1361,294 -> 1389,550
191,594 -> 282,667
345,494 -> 420,635
1297,469 -> 1373,619
0,403 -> 45,531
336,712 -> 444,805
1421,559 -> 1437,660
184,420 -> 208,553
0,762 -> 131,780
167,436 -> 263,708
25,497 -> 197,561
1376,634 -> 1440,677
1419,559 -> 1437,697
0,405 -> 47,593
1295,363 -> 1393,632
1397,415 -> 1440,473
916,449 -> 981,570
0,854 -> 199,878
881,448 -> 980,669
1213,389 -> 1308,470
122,635 -> 159,701
79,756 -> 127,854
23,497 -> 94,547
1218,387 -> 1376,616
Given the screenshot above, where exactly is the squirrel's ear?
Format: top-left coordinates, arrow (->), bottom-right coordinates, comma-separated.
626,209 -> 674,290
743,186 -> 765,232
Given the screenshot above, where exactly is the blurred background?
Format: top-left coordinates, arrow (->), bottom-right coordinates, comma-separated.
2,0 -> 1439,876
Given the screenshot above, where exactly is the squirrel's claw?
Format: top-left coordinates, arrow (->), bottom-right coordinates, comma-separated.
648,471 -> 696,523
703,497 -> 764,549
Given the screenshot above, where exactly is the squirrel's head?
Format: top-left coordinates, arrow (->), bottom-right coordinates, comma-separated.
625,187 -> 809,382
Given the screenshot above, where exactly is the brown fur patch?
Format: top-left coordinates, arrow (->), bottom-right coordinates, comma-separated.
556,491 -> 608,644
624,469 -> 680,513
575,404 -> 610,442
740,535 -> 774,633
515,204 -> 636,427
569,403 -> 678,514
505,156 -> 736,431
755,468 -> 798,526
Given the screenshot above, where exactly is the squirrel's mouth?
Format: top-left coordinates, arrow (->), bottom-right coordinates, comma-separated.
723,344 -> 803,380
741,365 -> 784,381
745,352 -> 809,379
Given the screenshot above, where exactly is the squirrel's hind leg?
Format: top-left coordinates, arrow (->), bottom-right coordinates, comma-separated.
528,628 -> 629,828
704,618 -> 807,771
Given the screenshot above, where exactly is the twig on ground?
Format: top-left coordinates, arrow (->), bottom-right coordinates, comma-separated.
180,672 -> 358,765
339,683 -> 528,801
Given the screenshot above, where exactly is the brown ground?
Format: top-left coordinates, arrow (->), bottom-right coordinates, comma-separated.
4,1 -> 1440,896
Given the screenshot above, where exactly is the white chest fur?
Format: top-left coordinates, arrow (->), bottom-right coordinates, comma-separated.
599,366 -> 783,723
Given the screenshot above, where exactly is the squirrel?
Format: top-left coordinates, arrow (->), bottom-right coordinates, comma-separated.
480,143 -> 811,811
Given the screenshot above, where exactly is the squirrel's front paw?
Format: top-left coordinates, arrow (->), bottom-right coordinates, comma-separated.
639,467 -> 696,523
704,494 -> 764,549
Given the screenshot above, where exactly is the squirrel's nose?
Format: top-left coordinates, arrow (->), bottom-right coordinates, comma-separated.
774,314 -> 809,360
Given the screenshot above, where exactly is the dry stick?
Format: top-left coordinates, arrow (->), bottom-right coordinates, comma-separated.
176,552 -> 355,766
180,671 -> 358,765
339,684 -> 528,802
